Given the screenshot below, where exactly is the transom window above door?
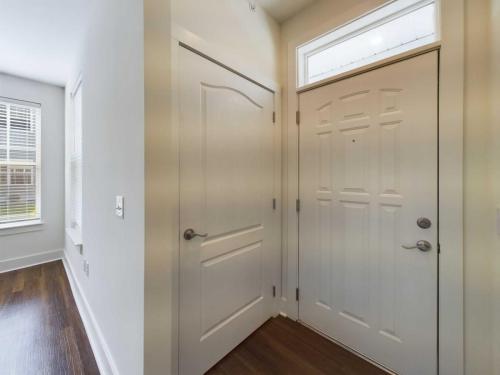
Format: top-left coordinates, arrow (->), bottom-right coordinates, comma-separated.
297,0 -> 439,87
0,98 -> 41,227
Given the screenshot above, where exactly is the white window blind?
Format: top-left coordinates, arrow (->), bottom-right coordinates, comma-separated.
0,98 -> 41,225
69,82 -> 83,234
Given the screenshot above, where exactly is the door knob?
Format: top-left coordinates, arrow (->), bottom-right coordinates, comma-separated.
183,228 -> 208,241
402,240 -> 432,252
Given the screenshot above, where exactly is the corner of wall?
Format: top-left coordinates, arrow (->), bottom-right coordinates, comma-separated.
144,0 -> 176,373
489,1 -> 500,373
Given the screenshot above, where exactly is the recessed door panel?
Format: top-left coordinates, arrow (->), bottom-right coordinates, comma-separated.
203,84 -> 264,237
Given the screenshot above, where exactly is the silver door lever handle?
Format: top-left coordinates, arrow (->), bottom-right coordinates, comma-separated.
183,228 -> 208,241
402,240 -> 432,252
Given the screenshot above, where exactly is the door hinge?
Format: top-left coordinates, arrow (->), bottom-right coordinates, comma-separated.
438,243 -> 441,254
296,110 -> 301,125
272,285 -> 276,298
272,111 -> 276,124
296,288 -> 300,301
272,198 -> 277,210
296,199 -> 301,213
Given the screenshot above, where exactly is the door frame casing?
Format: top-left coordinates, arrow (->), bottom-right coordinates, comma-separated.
167,24 -> 283,375
283,1 -> 464,374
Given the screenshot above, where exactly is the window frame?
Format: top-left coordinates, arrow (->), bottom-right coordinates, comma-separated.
297,0 -> 441,88
0,96 -> 42,231
66,76 -> 83,247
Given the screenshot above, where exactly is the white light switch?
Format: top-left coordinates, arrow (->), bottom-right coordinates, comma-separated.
115,196 -> 124,218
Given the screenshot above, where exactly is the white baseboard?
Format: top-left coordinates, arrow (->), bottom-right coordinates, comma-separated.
62,255 -> 119,375
0,249 -> 63,273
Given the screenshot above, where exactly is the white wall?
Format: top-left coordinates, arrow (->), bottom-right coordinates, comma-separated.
173,0 -> 281,83
464,1 -> 495,373
64,1 -> 145,374
0,73 -> 64,270
490,1 -> 500,373
144,0 -> 174,373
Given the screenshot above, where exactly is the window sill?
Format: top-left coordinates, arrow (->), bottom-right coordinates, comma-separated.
0,220 -> 44,236
66,227 -> 83,247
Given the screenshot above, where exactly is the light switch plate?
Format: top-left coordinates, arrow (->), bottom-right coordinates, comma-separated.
115,196 -> 124,218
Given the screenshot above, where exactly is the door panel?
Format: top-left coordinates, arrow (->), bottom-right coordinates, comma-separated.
179,47 -> 275,375
203,84 -> 264,235
299,52 -> 438,375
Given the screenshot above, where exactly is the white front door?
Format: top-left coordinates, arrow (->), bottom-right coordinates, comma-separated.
299,52 -> 438,375
179,46 -> 276,375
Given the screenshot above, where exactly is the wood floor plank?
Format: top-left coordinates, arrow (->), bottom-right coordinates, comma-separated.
1,262 -> 389,374
207,316 -> 387,375
0,261 -> 99,375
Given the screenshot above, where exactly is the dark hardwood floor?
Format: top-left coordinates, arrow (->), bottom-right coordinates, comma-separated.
207,316 -> 387,375
0,261 -> 385,375
0,261 -> 99,375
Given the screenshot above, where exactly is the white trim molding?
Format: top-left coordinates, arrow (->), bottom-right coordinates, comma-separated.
0,220 -> 44,236
171,24 -> 281,93
0,248 -> 62,273
62,256 -> 119,375
66,226 -> 83,247
437,0 -> 464,373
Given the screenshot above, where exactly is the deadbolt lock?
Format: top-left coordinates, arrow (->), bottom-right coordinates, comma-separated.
417,217 -> 432,229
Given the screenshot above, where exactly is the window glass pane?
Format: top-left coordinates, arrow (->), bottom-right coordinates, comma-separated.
299,1 -> 438,86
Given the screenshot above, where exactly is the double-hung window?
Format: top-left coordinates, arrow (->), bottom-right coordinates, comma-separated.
0,98 -> 41,227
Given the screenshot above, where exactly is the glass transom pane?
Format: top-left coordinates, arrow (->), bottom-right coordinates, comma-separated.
298,0 -> 439,87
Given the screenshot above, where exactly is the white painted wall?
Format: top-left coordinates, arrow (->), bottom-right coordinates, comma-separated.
64,1 -> 145,374
464,1 -> 495,373
144,0 -> 174,373
0,73 -> 64,271
489,1 -> 500,373
172,0 -> 281,83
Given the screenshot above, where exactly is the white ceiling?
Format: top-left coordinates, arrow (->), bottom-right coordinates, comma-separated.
0,0 -> 94,87
0,0 -> 316,86
256,0 -> 318,22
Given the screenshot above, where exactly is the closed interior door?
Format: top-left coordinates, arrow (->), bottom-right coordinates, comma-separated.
179,46 -> 276,375
299,52 -> 438,375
